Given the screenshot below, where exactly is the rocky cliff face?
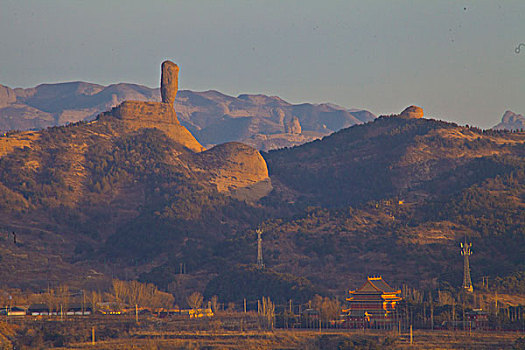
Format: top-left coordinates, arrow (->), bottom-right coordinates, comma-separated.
0,85 -> 17,108
103,100 -> 204,153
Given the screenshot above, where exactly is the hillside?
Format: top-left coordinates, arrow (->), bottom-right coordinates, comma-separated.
1,70 -> 524,303
250,109 -> 524,293
0,62 -> 271,290
264,109 -> 524,207
140,107 -> 525,298
0,83 -> 374,150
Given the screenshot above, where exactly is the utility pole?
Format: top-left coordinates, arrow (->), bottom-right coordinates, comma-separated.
256,228 -> 264,269
452,299 -> 456,331
429,290 -> 434,330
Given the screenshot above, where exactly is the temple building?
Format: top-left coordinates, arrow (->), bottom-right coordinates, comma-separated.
343,276 -> 402,327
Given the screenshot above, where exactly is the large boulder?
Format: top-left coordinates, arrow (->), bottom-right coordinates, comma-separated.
400,105 -> 424,119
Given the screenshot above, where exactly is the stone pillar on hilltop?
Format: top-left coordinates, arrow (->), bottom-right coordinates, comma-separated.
161,60 -> 179,106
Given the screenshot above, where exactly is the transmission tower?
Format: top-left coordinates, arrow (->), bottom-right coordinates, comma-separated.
256,228 -> 264,269
460,238 -> 473,293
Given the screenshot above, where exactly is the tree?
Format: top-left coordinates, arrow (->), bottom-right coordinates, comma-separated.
186,292 -> 203,310
261,296 -> 275,329
57,285 -> 70,318
320,297 -> 341,324
312,295 -> 340,326
89,290 -> 101,314
210,295 -> 219,314
43,288 -> 59,316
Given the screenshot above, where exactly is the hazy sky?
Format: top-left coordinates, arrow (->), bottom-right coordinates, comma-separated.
1,0 -> 524,128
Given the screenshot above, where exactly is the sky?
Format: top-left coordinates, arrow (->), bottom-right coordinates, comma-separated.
0,0 -> 524,128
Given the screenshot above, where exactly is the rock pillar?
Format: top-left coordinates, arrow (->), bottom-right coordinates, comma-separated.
161,60 -> 179,106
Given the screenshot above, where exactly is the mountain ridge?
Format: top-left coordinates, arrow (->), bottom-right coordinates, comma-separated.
0,82 -> 375,150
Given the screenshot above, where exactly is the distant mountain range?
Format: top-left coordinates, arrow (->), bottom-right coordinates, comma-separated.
0,82 -> 375,150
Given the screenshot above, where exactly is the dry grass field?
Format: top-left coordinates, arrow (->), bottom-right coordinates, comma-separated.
64,329 -> 525,350
3,315 -> 523,350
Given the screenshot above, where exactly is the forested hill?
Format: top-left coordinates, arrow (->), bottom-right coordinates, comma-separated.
264,115 -> 525,208
143,113 -> 525,298
249,114 -> 524,294
0,106 -> 523,301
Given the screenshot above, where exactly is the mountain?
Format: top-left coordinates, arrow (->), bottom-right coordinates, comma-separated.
264,106 -> 524,207
0,83 -> 375,150
0,62 -> 523,301
493,110 -> 525,131
0,62 -> 271,291
253,108 -> 525,293
143,107 -> 524,297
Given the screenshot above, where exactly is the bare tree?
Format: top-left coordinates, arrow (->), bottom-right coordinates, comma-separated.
320,297 -> 340,324
112,279 -> 125,305
210,295 -> 219,314
43,288 -> 59,316
186,292 -> 203,310
89,290 -> 101,314
57,284 -> 70,318
261,296 -> 275,329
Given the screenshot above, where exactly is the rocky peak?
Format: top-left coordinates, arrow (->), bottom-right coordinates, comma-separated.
400,105 -> 424,119
493,110 -> 525,131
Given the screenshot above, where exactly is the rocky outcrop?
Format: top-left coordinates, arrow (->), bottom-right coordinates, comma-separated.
285,116 -> 302,134
99,61 -> 204,152
101,60 -> 204,151
493,110 -> 525,131
103,61 -> 271,201
111,101 -> 178,124
400,105 -> 424,119
161,60 -> 179,106
102,87 -> 204,153
0,85 -> 16,108
191,142 -> 272,201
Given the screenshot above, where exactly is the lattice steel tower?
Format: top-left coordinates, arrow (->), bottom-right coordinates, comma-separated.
256,228 -> 264,269
460,238 -> 473,293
